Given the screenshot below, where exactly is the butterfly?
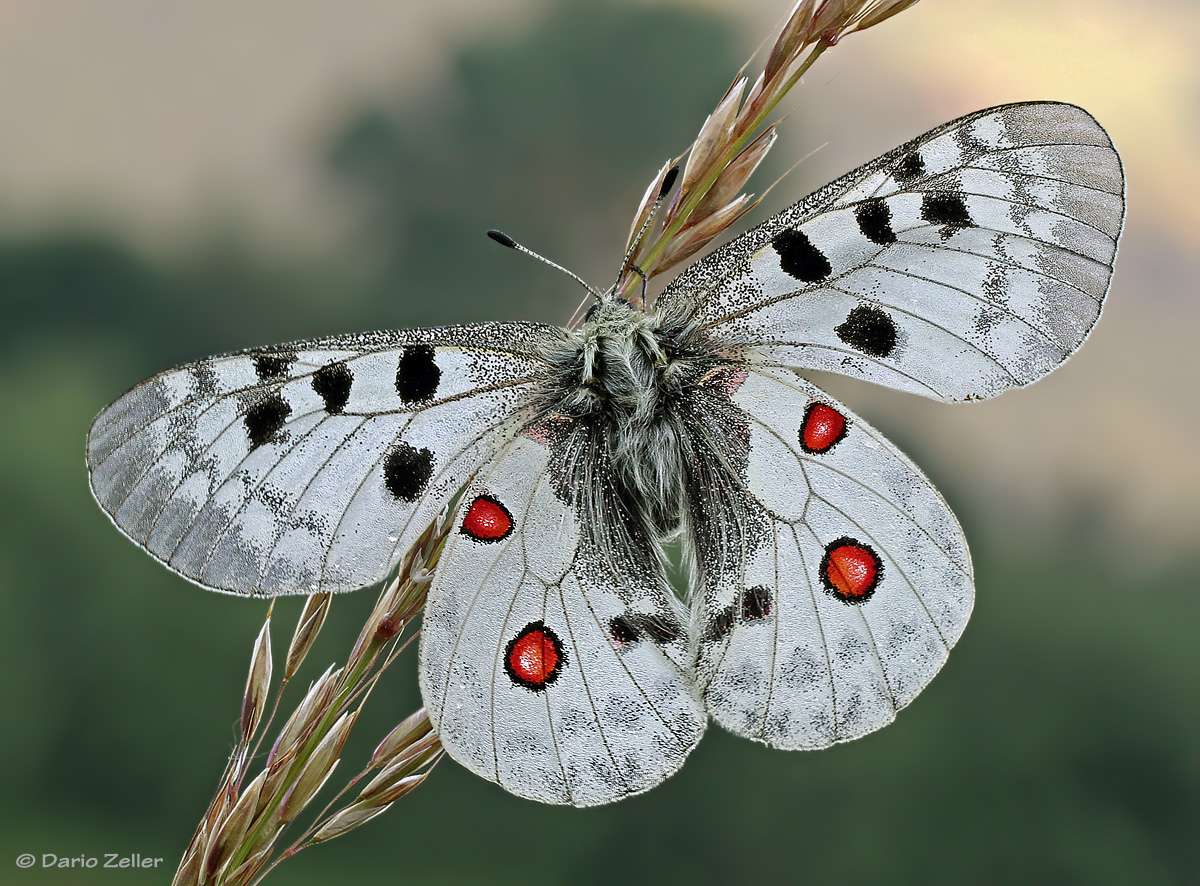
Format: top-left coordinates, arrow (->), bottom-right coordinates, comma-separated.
87,101 -> 1124,806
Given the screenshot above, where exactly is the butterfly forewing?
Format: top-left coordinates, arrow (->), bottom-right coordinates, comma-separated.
693,362 -> 972,748
86,323 -> 564,595
656,101 -> 1124,402
420,429 -> 705,807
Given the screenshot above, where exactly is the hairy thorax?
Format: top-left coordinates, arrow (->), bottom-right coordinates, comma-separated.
536,298 -> 727,538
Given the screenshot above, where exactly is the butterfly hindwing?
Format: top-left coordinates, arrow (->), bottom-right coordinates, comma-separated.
692,360 -> 972,748
86,323 -> 564,595
656,102 -> 1124,402
420,420 -> 706,806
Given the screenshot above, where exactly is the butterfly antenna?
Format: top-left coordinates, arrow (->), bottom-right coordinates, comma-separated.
486,230 -> 604,303
611,165 -> 679,296
628,264 -> 648,305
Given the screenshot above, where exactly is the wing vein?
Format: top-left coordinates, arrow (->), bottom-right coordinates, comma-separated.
792,522 -> 838,742
554,578 -> 630,802
743,367 -> 968,582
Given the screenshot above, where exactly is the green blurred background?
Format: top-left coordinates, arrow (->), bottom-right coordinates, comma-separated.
1,0 -> 1196,882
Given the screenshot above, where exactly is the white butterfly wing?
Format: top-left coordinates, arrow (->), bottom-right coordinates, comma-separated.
656,102 -> 1124,402
87,323 -> 563,596
690,361 -> 972,748
420,423 -> 706,806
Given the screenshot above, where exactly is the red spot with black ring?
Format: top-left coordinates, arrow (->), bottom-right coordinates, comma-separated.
504,621 -> 566,691
460,494 -> 513,542
800,402 -> 847,454
820,538 -> 881,603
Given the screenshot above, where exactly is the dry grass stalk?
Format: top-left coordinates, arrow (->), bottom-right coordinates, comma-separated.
617,0 -> 922,308
171,498 -> 460,886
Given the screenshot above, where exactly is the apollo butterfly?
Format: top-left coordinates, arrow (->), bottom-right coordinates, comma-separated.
87,101 -> 1124,806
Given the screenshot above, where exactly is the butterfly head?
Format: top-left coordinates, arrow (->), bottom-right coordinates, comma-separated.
583,295 -> 633,324
576,297 -> 666,389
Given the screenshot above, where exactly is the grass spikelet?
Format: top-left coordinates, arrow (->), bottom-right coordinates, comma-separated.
170,496 -> 457,885
614,0 -> 922,304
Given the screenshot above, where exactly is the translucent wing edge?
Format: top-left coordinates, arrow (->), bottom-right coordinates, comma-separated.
656,101 -> 1126,325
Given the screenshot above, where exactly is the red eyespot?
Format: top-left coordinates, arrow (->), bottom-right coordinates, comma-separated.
504,622 -> 565,691
820,538 -> 881,603
460,494 -> 513,542
800,402 -> 847,454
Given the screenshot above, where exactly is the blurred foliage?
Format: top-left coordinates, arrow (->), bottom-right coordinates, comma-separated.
328,0 -> 738,327
0,1 -> 1194,883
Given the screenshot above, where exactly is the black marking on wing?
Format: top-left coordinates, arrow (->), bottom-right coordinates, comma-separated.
253,351 -> 296,380
311,361 -> 353,414
835,305 -> 898,358
771,229 -> 832,282
606,613 -> 682,645
704,604 -> 736,642
244,394 -> 290,449
608,616 -> 639,645
894,150 -> 925,184
741,585 -> 772,621
396,344 -> 441,403
704,586 -> 773,644
632,614 -> 683,644
383,442 -> 434,501
190,361 -> 219,397
921,192 -> 974,230
854,198 -> 897,245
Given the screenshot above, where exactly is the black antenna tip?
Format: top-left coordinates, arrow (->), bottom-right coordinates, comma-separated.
659,166 -> 680,198
487,230 -> 517,249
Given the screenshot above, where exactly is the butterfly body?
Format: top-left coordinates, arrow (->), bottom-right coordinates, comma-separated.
537,296 -> 741,546
87,102 -> 1124,806
546,300 -> 683,528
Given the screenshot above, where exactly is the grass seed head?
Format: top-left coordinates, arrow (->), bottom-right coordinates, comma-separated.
278,712 -> 355,823
310,801 -> 394,844
369,707 -> 434,769
266,665 -> 342,776
358,732 -> 443,802
240,616 -> 273,745
284,593 -> 331,682
206,769 -> 269,881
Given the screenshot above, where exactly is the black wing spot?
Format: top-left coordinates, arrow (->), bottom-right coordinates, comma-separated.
608,616 -> 639,645
244,394 -> 290,449
772,229 -> 832,282
835,305 -> 897,358
253,351 -> 296,380
609,613 -> 681,645
854,198 -> 897,245
921,192 -> 974,229
395,345 -> 441,403
312,361 -> 353,414
383,442 -> 434,501
741,585 -> 772,621
895,151 -> 925,183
